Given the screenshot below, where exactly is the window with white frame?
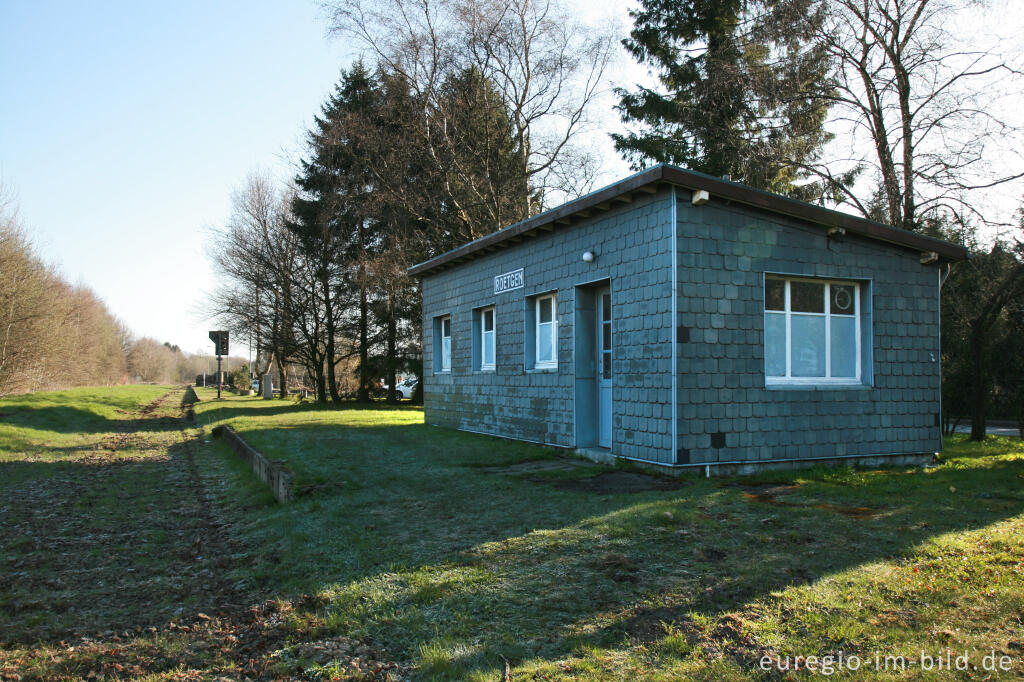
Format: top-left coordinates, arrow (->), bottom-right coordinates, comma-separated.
534,293 -> 558,369
437,315 -> 451,372
764,276 -> 861,384
480,306 -> 495,371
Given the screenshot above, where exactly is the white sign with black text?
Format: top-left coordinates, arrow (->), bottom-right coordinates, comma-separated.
494,268 -> 524,294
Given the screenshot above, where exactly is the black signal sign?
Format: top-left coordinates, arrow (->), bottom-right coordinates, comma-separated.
208,330 -> 229,356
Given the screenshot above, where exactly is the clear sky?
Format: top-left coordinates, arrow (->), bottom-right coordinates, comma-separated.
0,0 -> 634,357
1,1 -> 1021,358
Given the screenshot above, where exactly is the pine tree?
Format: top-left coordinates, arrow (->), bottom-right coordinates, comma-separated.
432,66 -> 532,248
614,0 -> 834,197
289,62 -> 381,403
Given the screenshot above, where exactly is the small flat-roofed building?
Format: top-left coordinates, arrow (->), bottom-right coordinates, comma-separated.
409,165 -> 967,474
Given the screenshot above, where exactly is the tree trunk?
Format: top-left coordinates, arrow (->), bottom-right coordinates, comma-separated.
316,362 -> 327,403
411,360 -> 424,405
357,280 -> 370,402
276,354 -> 288,398
386,296 -> 398,403
322,270 -> 341,403
968,322 -> 988,441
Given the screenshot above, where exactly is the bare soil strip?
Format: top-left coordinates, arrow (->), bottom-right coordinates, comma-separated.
0,391 -> 239,642
1,389 -> 407,681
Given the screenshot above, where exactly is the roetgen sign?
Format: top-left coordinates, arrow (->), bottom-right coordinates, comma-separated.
494,268 -> 524,294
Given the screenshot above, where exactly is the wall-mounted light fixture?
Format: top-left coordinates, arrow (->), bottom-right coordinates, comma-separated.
691,189 -> 710,206
582,251 -> 595,263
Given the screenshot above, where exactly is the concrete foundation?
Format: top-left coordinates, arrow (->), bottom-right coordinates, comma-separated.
212,425 -> 293,502
576,447 -> 935,477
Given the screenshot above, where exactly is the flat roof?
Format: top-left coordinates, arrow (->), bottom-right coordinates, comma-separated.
408,164 -> 968,276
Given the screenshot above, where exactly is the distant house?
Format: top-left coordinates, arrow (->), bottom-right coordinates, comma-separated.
409,165 -> 967,474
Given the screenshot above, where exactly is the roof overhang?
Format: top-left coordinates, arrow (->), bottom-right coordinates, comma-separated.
408,164 -> 968,277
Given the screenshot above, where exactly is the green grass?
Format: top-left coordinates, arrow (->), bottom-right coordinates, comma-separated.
3,386 -> 1023,680
0,385 -> 237,647
0,384 -> 173,457
187,392 -> 1024,680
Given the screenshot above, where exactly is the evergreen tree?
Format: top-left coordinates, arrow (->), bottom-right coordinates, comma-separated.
289,62 -> 382,402
614,0 -> 834,197
431,66 -> 533,248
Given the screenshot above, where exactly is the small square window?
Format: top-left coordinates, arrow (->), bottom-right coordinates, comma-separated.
479,306 -> 495,371
790,281 -> 825,313
529,293 -> 558,369
765,278 -> 785,311
433,315 -> 452,373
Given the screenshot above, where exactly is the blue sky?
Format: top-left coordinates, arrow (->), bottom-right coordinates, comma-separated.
1,1 -> 1021,357
0,1 -> 363,354
0,0 -> 633,356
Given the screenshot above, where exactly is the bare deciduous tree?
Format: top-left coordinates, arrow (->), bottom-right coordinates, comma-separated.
324,0 -> 615,224
206,172 -> 305,397
0,184 -> 128,395
801,0 -> 1023,231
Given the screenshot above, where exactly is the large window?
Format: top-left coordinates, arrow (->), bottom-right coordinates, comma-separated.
765,276 -> 861,385
534,293 -> 558,369
478,306 -> 495,371
434,315 -> 451,373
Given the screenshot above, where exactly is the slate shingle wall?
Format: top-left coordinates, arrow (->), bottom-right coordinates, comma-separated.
421,186 -> 943,469
422,191 -> 676,461
674,192 -> 942,465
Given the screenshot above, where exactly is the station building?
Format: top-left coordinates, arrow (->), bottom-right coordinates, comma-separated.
409,165 -> 967,473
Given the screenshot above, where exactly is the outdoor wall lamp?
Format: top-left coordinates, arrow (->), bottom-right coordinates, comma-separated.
582,251 -> 595,263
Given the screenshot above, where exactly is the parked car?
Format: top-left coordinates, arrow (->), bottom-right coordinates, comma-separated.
395,377 -> 418,400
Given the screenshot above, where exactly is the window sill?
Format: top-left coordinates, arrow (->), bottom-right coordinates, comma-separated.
475,368 -> 496,374
765,381 -> 871,391
527,366 -> 558,373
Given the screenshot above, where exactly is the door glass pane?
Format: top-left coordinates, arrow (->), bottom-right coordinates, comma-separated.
538,323 -> 552,363
791,315 -> 825,376
830,316 -> 857,377
791,281 -> 825,313
441,337 -> 451,369
483,308 -> 494,331
602,352 -> 611,379
830,284 -> 856,315
483,332 -> 494,366
765,278 -> 785,311
602,323 -> 611,351
442,317 -> 450,337
765,312 -> 786,376
539,296 -> 553,323
602,294 -> 611,320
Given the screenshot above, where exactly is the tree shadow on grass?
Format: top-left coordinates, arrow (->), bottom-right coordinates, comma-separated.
0,439 -> 240,645
0,389 -> 368,441
411,452 -> 1024,677
0,405 -> 182,439
183,407 -> 1024,678
5,392 -> 1023,681
192,398 -> 422,428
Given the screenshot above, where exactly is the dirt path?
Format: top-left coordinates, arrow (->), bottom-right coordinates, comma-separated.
1,389 -> 407,681
0,389 -> 240,641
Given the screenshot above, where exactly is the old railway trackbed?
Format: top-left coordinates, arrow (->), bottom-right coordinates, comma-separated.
1,389 -> 408,681
0,389 -> 250,678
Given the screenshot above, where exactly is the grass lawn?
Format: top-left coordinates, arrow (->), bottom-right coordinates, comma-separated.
2,386 -> 1022,680
0,385 -> 243,679
190,390 -> 1024,680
